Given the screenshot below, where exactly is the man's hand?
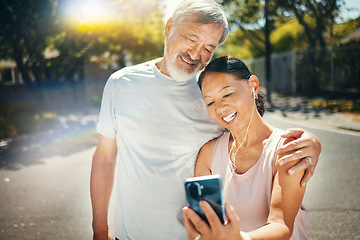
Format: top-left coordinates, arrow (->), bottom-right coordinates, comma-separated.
93,226 -> 113,240
276,128 -> 322,187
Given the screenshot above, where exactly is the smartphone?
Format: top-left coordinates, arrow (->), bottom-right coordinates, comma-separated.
184,174 -> 225,224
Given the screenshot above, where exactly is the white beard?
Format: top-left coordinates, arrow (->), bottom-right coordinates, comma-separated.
164,42 -> 200,84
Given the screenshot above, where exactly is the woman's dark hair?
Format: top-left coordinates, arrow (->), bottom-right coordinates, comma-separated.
198,56 -> 266,116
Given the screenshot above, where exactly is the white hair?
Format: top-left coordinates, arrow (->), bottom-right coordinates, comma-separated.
171,0 -> 229,45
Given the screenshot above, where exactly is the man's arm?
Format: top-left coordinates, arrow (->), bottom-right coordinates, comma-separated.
276,128 -> 322,186
90,133 -> 117,240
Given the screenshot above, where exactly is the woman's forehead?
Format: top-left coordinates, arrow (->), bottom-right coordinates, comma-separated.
202,72 -> 240,85
202,73 -> 247,92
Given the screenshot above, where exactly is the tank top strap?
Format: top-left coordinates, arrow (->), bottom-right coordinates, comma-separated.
211,131 -> 231,176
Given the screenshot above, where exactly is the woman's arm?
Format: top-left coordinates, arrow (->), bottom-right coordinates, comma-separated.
194,139 -> 217,176
184,138 -> 307,240
248,138 -> 306,240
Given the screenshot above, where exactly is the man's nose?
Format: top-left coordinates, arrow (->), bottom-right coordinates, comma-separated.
188,44 -> 202,61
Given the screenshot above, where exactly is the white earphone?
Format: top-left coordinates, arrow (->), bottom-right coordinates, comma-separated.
252,88 -> 255,98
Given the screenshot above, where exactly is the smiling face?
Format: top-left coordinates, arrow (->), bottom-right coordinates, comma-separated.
161,18 -> 223,83
201,72 -> 257,131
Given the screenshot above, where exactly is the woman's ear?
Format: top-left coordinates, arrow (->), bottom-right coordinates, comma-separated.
164,17 -> 174,39
249,75 -> 259,97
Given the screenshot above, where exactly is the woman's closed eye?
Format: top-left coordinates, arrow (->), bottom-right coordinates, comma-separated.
206,101 -> 214,107
206,93 -> 233,107
223,93 -> 233,98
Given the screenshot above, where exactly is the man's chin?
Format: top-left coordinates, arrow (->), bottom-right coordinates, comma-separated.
167,64 -> 198,83
170,71 -> 196,83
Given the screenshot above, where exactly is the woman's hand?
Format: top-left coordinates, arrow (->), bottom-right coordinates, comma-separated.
183,201 -> 243,240
276,128 -> 322,186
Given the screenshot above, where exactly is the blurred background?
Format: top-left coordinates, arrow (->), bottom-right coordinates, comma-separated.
0,0 -> 359,140
0,0 -> 359,239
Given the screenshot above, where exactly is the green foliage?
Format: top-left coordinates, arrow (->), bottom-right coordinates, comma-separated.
271,19 -> 307,52
217,29 -> 262,59
0,0 -> 165,85
218,17 -> 307,59
62,0 -> 165,67
279,0 -> 343,49
219,0 -> 348,60
0,0 -> 59,84
332,17 -> 360,45
219,0 -> 267,56
0,0 -> 165,138
0,103 -> 59,139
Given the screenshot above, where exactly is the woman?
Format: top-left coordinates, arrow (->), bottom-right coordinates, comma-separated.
183,56 -> 309,240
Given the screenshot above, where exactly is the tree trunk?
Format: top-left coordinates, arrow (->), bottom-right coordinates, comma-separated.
265,0 -> 272,104
14,51 -> 32,86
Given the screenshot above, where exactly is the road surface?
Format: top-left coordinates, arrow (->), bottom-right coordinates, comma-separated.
0,113 -> 359,239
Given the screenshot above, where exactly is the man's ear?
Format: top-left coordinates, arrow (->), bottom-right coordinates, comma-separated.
164,17 -> 174,39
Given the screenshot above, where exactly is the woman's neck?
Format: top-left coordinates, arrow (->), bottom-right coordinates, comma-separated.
230,115 -> 273,151
228,115 -> 273,174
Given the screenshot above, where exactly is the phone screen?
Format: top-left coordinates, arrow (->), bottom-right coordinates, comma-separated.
184,175 -> 225,224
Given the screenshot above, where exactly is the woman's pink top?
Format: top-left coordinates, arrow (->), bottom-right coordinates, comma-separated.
211,129 -> 310,239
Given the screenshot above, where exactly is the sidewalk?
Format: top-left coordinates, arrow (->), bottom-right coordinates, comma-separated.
0,109 -> 99,161
267,92 -> 360,133
1,93 -> 360,157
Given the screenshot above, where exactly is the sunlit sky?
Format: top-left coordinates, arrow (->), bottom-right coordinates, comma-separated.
339,0 -> 360,22
161,0 -> 360,23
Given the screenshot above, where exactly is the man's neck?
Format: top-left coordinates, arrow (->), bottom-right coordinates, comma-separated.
155,57 -> 171,78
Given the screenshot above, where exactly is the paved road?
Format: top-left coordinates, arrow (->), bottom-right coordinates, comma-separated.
0,112 -> 359,239
0,132 -> 97,239
264,114 -> 360,240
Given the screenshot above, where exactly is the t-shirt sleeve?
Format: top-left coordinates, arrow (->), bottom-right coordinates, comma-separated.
97,75 -> 117,138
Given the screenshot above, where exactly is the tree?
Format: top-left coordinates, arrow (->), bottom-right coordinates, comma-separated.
219,0 -> 284,57
220,0 -> 345,54
271,19 -> 307,52
0,0 -> 59,85
278,0 -> 343,49
0,0 -> 165,85
279,0 -> 344,95
220,0 -> 345,96
59,0 -> 165,68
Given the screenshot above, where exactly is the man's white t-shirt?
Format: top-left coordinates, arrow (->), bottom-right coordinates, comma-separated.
97,59 -> 224,240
